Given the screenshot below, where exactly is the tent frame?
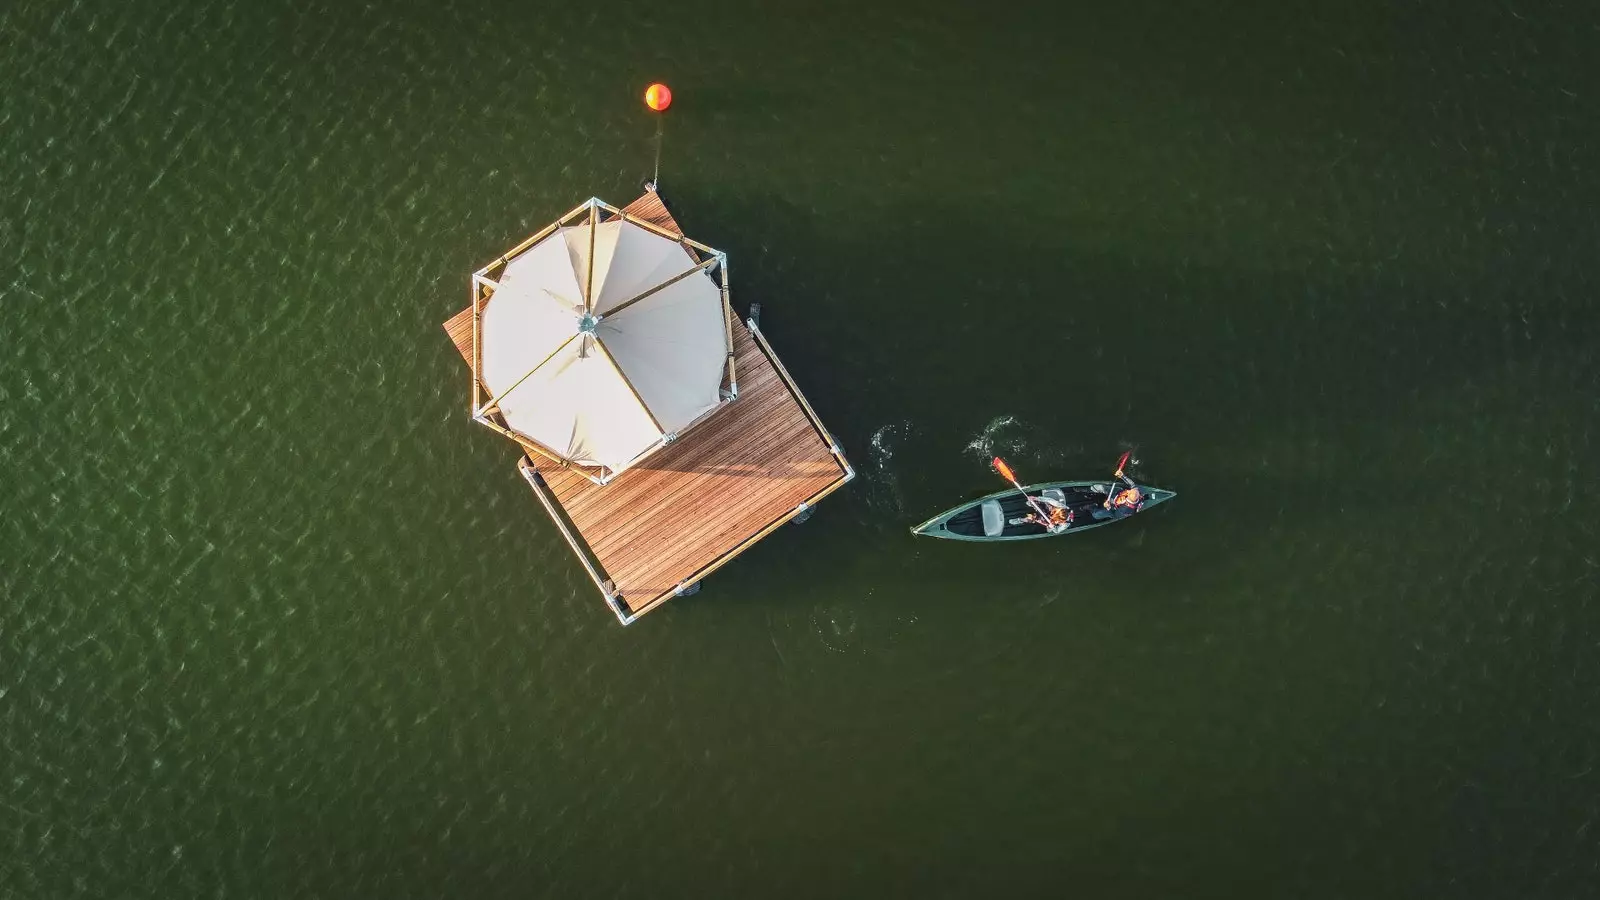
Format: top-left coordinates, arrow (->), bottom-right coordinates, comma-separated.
469,198 -> 738,485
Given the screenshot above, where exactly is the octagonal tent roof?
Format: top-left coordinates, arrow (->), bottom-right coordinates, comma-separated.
473,200 -> 734,478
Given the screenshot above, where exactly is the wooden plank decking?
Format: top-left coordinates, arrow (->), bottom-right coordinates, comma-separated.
444,190 -> 852,623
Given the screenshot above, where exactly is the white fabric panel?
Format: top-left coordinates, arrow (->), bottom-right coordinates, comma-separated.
495,339 -> 662,470
590,221 -> 696,315
598,269 -> 726,433
560,221 -> 622,306
505,231 -> 585,310
479,237 -> 586,403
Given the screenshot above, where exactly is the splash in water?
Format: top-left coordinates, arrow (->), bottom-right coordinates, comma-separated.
963,415 -> 1027,458
807,600 -> 917,655
870,422 -> 905,462
864,421 -> 913,515
964,415 -> 1092,469
811,605 -> 864,654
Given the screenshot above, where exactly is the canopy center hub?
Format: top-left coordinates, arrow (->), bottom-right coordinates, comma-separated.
577,313 -> 600,334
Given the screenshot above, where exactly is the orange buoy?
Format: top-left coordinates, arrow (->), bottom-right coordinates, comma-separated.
644,83 -> 672,112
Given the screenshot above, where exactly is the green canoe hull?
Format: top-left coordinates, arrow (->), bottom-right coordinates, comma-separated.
910,480 -> 1176,541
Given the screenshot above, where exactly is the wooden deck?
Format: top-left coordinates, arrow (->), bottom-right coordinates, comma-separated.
444,190 -> 852,623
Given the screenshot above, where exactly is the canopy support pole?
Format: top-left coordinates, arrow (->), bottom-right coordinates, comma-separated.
601,254 -> 720,319
470,276 -> 482,413
585,201 -> 597,312
719,255 -> 737,396
485,202 -> 584,272
472,415 -> 569,468
592,339 -> 666,434
474,332 -> 579,417
590,198 -> 718,258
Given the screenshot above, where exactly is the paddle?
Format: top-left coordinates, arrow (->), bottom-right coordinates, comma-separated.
1104,450 -> 1134,510
992,456 -> 1056,527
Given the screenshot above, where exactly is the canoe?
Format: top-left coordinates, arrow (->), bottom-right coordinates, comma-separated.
910,480 -> 1176,541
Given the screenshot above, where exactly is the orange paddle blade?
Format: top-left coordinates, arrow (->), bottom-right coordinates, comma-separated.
1114,450 -> 1132,477
992,456 -> 1018,483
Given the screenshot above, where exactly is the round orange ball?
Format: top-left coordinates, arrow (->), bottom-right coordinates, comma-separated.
644,83 -> 672,112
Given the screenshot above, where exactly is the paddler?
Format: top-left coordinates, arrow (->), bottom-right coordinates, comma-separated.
993,456 -> 1073,533
1104,474 -> 1145,515
1025,494 -> 1074,532
1098,450 -> 1144,516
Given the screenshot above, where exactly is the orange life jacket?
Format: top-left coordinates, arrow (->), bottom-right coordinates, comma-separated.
1112,488 -> 1142,508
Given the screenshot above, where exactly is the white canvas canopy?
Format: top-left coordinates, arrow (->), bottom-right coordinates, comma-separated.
471,199 -> 735,481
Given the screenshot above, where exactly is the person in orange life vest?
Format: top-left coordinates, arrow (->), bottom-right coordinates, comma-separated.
1104,475 -> 1145,515
1024,494 -> 1074,532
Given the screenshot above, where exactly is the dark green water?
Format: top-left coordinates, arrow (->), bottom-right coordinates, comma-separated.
4,0 -> 1599,896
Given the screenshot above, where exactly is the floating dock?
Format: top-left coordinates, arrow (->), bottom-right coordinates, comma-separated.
444,190 -> 852,624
